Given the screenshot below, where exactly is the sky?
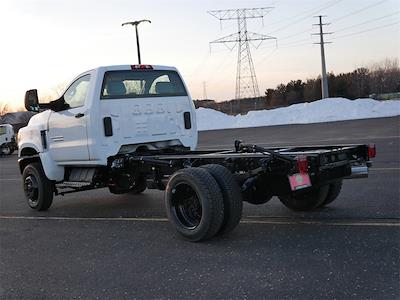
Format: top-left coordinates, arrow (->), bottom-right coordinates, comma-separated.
0,0 -> 399,109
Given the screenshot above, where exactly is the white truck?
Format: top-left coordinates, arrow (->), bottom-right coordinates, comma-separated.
0,124 -> 17,155
19,64 -> 376,241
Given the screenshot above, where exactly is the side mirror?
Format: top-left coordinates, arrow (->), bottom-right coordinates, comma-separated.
24,89 -> 39,112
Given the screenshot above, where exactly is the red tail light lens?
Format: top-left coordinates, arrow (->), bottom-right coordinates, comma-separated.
131,65 -> 153,70
368,144 -> 376,158
296,155 -> 308,173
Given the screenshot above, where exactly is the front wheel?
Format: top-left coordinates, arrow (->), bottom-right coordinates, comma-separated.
278,185 -> 329,211
1,145 -> 11,155
22,162 -> 54,211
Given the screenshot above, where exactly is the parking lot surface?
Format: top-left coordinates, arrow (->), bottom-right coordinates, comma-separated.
1,116 -> 399,299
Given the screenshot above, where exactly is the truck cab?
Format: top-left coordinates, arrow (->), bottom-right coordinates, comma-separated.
0,124 -> 17,155
19,64 -> 198,181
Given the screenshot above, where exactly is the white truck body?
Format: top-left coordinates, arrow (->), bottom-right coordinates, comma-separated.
0,124 -> 16,154
17,64 -> 375,241
18,65 -> 198,181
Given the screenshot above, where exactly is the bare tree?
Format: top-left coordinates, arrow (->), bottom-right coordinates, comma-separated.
0,103 -> 10,116
39,83 -> 67,103
369,58 -> 400,94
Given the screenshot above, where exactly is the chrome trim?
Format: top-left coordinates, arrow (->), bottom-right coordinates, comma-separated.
345,166 -> 368,179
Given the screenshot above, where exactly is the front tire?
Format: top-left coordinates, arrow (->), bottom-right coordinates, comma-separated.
278,185 -> 329,211
22,162 -> 54,211
165,168 -> 224,242
1,145 -> 11,155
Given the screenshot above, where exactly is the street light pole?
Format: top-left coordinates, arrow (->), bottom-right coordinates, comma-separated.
122,19 -> 151,64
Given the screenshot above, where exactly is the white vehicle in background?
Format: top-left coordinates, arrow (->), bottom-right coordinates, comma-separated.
18,64 -> 375,242
0,124 -> 17,155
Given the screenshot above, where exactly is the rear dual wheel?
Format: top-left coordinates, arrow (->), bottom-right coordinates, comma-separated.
129,176 -> 147,194
278,180 -> 343,211
200,164 -> 243,235
165,165 -> 243,242
321,180 -> 343,207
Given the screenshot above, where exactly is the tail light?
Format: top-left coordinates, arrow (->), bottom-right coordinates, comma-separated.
131,65 -> 153,70
368,144 -> 376,158
296,155 -> 308,173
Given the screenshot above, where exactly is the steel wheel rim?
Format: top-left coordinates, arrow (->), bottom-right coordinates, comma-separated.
171,183 -> 202,229
24,175 -> 39,207
1,146 -> 10,155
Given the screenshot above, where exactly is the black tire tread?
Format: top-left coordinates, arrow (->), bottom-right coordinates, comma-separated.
200,164 -> 243,235
319,180 -> 343,207
129,176 -> 147,194
278,185 -> 329,211
165,168 -> 224,242
22,162 -> 53,211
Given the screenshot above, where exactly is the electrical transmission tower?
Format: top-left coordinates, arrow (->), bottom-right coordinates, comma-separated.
312,15 -> 332,99
209,8 -> 276,100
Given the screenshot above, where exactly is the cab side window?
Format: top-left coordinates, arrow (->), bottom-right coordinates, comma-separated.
64,74 -> 91,109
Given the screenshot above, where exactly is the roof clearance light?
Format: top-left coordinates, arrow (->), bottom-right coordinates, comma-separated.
296,155 -> 308,174
368,144 -> 376,158
131,65 -> 153,70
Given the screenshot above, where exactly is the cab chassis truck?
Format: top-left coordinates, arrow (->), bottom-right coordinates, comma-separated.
0,124 -> 17,155
18,65 -> 376,241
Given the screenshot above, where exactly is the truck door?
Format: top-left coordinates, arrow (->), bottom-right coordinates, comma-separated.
0,126 -> 6,145
48,74 -> 91,162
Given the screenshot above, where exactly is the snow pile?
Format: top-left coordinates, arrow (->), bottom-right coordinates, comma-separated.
196,98 -> 400,131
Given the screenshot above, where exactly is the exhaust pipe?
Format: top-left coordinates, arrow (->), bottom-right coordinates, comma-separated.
346,166 -> 368,179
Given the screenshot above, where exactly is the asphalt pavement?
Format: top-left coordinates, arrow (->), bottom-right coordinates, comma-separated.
0,116 -> 399,299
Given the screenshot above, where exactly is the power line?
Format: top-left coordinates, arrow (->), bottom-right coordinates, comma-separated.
264,0 -> 341,28
278,27 -> 313,41
280,16 -> 399,48
333,21 -> 399,39
331,0 -> 389,22
279,38 -> 313,48
269,0 -> 343,34
334,11 -> 400,32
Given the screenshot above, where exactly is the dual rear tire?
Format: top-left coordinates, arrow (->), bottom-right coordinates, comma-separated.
165,165 -> 243,242
278,180 -> 343,211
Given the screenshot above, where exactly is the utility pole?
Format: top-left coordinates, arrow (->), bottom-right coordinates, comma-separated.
122,19 -> 151,64
202,81 -> 208,100
209,8 -> 276,100
312,15 -> 332,99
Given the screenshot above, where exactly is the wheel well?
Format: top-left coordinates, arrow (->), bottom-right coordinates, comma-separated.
135,145 -> 150,153
19,155 -> 40,174
20,147 -> 38,157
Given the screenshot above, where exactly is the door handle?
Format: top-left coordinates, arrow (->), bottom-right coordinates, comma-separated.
75,113 -> 85,118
